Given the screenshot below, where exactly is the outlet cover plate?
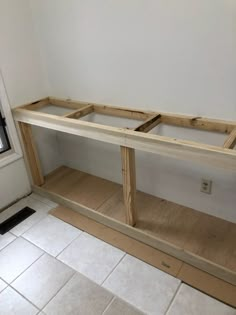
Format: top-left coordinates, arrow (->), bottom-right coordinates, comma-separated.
201,179 -> 212,194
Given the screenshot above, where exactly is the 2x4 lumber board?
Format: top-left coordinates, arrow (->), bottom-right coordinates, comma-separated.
64,105 -> 94,119
223,128 -> 236,149
161,113 -> 236,134
50,97 -> 150,120
50,98 -> 236,133
121,147 -> 137,226
134,114 -> 162,132
19,122 -> 44,186
19,98 -> 50,111
21,97 -> 236,133
49,97 -> 88,110
93,105 -> 151,120
32,185 -> 236,286
13,108 -> 236,170
49,97 -> 152,120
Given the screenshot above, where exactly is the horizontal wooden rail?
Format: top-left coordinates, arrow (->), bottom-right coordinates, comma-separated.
19,97 -> 236,133
134,114 -> 162,132
48,97 -> 236,133
64,105 -> 94,119
13,107 -> 236,170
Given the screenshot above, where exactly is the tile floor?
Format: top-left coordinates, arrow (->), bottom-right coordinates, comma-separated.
0,193 -> 235,315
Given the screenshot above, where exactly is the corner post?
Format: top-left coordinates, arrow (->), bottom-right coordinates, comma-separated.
19,122 -> 44,186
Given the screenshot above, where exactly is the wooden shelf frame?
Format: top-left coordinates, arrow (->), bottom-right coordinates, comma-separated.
14,97 -> 236,170
13,97 -> 236,286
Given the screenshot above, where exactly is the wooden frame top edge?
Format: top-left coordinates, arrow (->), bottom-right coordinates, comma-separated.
13,106 -> 236,170
16,96 -> 236,132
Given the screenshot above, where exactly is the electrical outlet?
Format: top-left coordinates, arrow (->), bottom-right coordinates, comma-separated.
201,179 -> 212,194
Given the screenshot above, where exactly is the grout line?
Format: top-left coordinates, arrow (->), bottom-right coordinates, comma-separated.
55,230 -> 84,258
8,283 -> 41,311
29,193 -> 58,208
40,270 -> 76,312
0,235 -> 17,253
10,249 -> 45,285
101,296 -> 116,315
0,285 -> 8,295
28,196 -> 54,213
8,253 -> 76,313
101,253 -> 127,286
12,213 -> 48,238
164,281 -> 182,315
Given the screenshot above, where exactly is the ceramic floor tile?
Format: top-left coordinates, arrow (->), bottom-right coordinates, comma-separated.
0,237 -> 43,283
0,287 -> 38,315
103,298 -> 145,315
10,197 -> 55,236
58,232 -> 125,284
12,253 -> 75,309
30,193 -> 58,208
0,232 -> 16,250
103,254 -> 180,315
0,278 -> 7,292
23,215 -> 82,256
43,273 -> 113,315
166,284 -> 236,315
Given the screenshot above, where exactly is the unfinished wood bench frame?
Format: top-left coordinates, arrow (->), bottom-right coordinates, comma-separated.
13,97 -> 236,285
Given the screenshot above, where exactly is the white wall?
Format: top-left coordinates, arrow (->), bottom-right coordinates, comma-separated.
0,0 -> 50,209
31,0 -> 236,222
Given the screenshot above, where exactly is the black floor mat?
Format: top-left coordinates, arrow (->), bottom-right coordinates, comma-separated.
0,207 -> 36,235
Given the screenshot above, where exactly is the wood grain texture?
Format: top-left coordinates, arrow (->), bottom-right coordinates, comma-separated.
223,128 -> 236,149
184,214 -> 236,273
19,122 -> 44,186
19,98 -> 50,111
161,113 -> 236,133
40,97 -> 236,133
121,147 -> 137,226
43,166 -> 120,210
98,189 -> 200,248
64,105 -> 94,119
134,114 -> 162,132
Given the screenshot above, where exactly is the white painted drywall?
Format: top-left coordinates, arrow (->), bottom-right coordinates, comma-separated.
30,0 -> 236,222
0,0 -> 55,209
0,159 -> 30,209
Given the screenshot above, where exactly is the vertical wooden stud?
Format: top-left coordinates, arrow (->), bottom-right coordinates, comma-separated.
19,122 -> 44,186
120,146 -> 137,226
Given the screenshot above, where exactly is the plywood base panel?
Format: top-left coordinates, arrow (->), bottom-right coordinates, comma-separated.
34,166 -> 236,287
